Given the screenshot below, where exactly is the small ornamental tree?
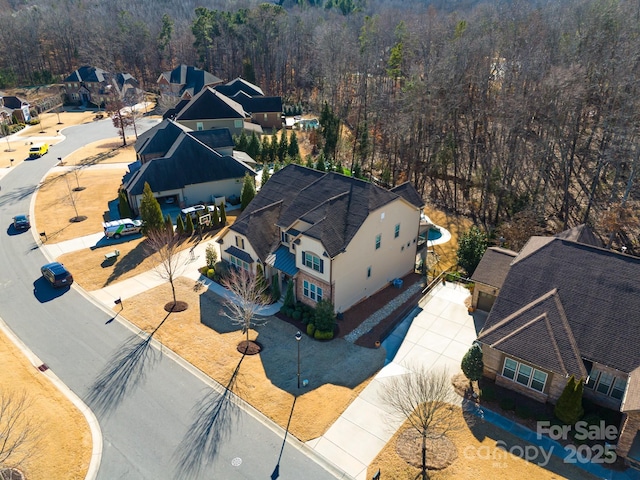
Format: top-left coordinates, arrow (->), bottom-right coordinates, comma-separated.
164,214 -> 173,234
185,213 -> 195,236
261,165 -> 271,186
205,244 -> 218,269
554,376 -> 584,425
461,343 -> 484,389
240,172 -> 256,210
288,130 -> 300,158
176,215 -> 185,235
219,202 -> 227,226
456,226 -> 488,276
139,182 -> 164,235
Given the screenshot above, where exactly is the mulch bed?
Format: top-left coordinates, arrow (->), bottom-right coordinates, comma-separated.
237,340 -> 262,355
275,272 -> 425,349
164,300 -> 188,312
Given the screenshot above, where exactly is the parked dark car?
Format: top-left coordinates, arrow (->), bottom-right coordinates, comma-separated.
13,214 -> 30,230
40,262 -> 74,288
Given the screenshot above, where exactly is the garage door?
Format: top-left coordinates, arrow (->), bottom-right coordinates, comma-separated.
477,291 -> 496,312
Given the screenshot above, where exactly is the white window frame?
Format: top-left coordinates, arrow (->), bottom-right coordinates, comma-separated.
303,252 -> 323,273
375,234 -> 381,250
501,357 -> 547,392
196,122 -> 204,131
586,368 -> 626,399
230,255 -> 249,271
394,223 -> 400,238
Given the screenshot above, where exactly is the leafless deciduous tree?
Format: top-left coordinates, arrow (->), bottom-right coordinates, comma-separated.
379,365 -> 460,480
145,228 -> 185,310
220,268 -> 270,346
0,391 -> 39,470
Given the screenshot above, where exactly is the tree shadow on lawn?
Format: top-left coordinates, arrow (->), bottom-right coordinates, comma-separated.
103,240 -> 150,287
198,289 -> 387,395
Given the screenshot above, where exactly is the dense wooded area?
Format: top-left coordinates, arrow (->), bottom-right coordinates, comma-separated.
1,0 -> 639,251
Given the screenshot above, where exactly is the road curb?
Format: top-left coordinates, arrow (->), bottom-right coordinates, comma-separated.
0,317 -> 102,480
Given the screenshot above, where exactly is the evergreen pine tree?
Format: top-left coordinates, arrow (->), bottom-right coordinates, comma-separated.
554,376 -> 584,425
236,130 -> 248,151
260,136 -> 270,164
271,275 -> 281,302
305,155 -> 314,168
219,202 -> 227,226
176,214 -> 185,235
165,214 -> 173,234
316,153 -> 326,171
288,130 -> 300,158
185,213 -> 195,236
261,165 -> 271,185
278,131 -> 288,162
118,189 -> 132,218
247,132 -> 261,159
211,204 -> 220,227
461,344 -> 484,388
139,182 -> 164,235
240,172 -> 256,210
284,280 -> 295,308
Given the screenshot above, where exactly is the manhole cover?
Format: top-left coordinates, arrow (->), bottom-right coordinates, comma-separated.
231,457 -> 242,467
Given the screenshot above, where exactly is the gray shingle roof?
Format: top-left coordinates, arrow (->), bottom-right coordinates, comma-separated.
124,133 -> 254,195
230,164 -> 423,259
470,247 -> 518,289
232,92 -> 283,114
135,119 -> 190,156
390,182 -> 425,209
64,65 -> 108,83
160,64 -> 222,96
214,77 -> 264,97
478,236 -> 640,374
175,87 -> 246,122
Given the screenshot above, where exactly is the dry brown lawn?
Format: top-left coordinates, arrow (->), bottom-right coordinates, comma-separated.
367,406 -> 600,480
117,277 -> 370,441
0,328 -> 91,480
425,207 -> 474,273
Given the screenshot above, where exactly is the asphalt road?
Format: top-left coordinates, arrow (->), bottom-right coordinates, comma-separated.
0,119 -> 345,480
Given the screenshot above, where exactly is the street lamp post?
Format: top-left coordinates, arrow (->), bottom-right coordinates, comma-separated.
295,330 -> 302,389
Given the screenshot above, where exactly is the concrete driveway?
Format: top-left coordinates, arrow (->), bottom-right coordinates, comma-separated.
309,282 -> 487,480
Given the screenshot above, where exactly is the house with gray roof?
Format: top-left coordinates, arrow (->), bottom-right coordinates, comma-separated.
157,64 -> 223,99
124,127 -> 255,214
217,164 -> 424,313
473,225 -> 640,463
0,94 -> 30,123
63,65 -> 143,107
174,87 -> 262,136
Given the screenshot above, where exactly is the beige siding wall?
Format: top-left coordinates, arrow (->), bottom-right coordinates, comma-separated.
178,118 -> 241,135
183,178 -> 244,207
221,232 -> 260,274
296,236 -> 330,285
332,200 -> 420,313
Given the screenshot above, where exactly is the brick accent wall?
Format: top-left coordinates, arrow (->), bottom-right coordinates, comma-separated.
296,271 -> 331,309
617,411 -> 640,458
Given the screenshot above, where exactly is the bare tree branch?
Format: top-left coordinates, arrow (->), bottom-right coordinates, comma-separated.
220,268 -> 270,342
0,391 -> 40,469
145,228 -> 185,306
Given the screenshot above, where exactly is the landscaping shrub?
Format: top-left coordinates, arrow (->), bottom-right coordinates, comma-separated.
198,266 -> 209,275
306,323 -> 316,336
314,330 -> 334,340
205,244 -> 218,269
582,412 -> 602,427
554,376 -> 584,425
480,384 -> 497,402
314,299 -> 336,333
283,281 -> 295,308
500,397 -> 516,411
292,310 -> 302,321
207,268 -> 215,279
302,312 -> 311,324
213,261 -> 229,282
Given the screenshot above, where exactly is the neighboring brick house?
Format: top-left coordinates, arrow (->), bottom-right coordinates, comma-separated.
0,94 -> 30,123
217,164 -> 424,313
157,64 -> 223,99
173,87 -> 263,136
63,66 -> 143,107
473,225 -> 640,464
124,122 -> 255,213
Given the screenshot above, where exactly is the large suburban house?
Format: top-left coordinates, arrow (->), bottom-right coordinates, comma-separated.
472,225 -> 640,463
0,94 -> 30,123
215,78 -> 283,131
124,120 -> 255,213
157,64 -> 223,99
217,164 -> 424,313
63,66 -> 143,107
173,86 -> 263,137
